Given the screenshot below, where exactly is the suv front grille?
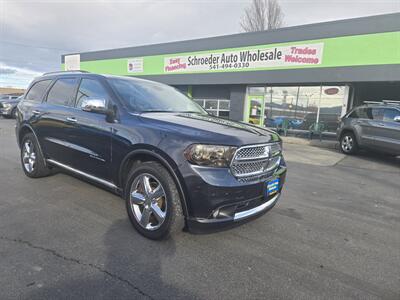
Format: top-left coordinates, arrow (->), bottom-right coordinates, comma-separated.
230,143 -> 282,180
231,160 -> 267,176
235,145 -> 269,160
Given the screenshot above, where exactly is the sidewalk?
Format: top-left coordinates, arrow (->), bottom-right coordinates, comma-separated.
281,135 -> 400,172
282,136 -> 339,151
281,136 -> 344,167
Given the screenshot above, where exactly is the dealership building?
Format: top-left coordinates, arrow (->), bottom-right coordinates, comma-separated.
62,13 -> 400,132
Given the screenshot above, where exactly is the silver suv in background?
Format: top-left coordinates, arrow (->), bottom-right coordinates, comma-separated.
0,95 -> 22,118
338,101 -> 400,156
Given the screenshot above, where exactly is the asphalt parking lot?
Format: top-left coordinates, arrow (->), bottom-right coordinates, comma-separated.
0,118 -> 399,299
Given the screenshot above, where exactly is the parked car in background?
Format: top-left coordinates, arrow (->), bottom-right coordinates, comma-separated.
16,71 -> 287,240
301,112 -> 340,132
0,94 -> 20,100
0,95 -> 23,118
265,116 -> 304,129
337,101 -> 400,155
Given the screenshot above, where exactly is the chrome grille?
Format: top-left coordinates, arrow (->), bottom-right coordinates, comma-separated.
270,143 -> 281,156
237,170 -> 274,183
231,160 -> 267,176
266,156 -> 281,172
235,145 -> 269,160
230,143 -> 281,180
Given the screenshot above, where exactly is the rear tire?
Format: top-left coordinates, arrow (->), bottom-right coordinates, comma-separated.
340,132 -> 358,154
20,133 -> 52,178
125,161 -> 185,240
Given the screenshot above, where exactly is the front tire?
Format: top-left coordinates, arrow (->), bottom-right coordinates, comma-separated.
20,133 -> 52,178
340,132 -> 358,154
125,161 -> 185,240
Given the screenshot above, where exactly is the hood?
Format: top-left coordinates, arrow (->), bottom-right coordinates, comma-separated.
139,112 -> 280,145
0,99 -> 20,104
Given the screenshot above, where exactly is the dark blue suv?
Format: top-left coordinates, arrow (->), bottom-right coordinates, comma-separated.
16,71 -> 287,239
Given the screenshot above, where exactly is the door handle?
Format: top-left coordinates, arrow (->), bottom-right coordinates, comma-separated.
66,117 -> 77,123
377,123 -> 385,127
32,110 -> 41,115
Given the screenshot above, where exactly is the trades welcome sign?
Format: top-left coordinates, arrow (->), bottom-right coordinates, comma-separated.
163,43 -> 324,73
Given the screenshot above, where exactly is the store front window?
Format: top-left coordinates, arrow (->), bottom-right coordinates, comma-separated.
246,85 -> 348,132
194,99 -> 230,118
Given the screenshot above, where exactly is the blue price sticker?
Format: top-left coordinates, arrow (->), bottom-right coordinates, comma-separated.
266,178 -> 280,196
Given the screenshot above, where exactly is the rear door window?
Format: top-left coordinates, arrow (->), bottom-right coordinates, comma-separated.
25,80 -> 52,102
383,108 -> 400,122
371,108 -> 384,121
46,78 -> 78,107
349,107 -> 370,119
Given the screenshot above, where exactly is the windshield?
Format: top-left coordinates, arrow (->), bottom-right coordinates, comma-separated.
109,77 -> 207,114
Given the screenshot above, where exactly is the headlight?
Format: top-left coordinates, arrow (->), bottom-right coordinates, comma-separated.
2,103 -> 11,109
184,144 -> 237,167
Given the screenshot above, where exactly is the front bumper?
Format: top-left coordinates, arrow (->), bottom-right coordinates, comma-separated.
187,191 -> 283,233
181,159 -> 287,232
0,107 -> 13,116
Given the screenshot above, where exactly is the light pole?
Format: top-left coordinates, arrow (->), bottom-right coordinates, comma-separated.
294,86 -> 300,118
268,88 -> 273,118
316,86 -> 322,124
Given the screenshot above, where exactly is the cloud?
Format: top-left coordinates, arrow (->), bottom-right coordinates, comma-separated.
0,62 -> 41,88
0,0 -> 399,88
0,67 -> 17,75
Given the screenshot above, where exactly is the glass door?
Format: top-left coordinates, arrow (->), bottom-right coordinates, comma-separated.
246,87 -> 266,126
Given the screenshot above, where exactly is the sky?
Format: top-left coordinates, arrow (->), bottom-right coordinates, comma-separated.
0,0 -> 399,88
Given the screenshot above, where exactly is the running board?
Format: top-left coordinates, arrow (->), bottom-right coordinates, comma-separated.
46,159 -> 118,190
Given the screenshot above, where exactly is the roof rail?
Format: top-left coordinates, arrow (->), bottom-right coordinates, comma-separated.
363,101 -> 382,105
42,70 -> 90,76
364,100 -> 400,106
382,100 -> 400,104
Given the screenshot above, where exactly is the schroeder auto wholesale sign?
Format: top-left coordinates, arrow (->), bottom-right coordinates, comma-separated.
163,43 -> 324,73
72,32 -> 399,76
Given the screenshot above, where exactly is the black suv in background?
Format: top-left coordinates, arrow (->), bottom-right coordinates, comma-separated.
16,71 -> 287,239
338,101 -> 400,156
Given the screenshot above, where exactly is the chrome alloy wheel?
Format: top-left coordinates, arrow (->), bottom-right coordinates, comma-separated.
341,135 -> 353,152
22,140 -> 36,173
129,173 -> 167,231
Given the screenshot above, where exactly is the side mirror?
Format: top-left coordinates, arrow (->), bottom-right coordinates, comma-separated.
394,116 -> 400,122
81,98 -> 107,114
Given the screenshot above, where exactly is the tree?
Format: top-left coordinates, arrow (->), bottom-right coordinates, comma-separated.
240,0 -> 284,32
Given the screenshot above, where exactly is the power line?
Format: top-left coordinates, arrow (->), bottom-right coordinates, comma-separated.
0,40 -> 76,52
0,56 -> 58,65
